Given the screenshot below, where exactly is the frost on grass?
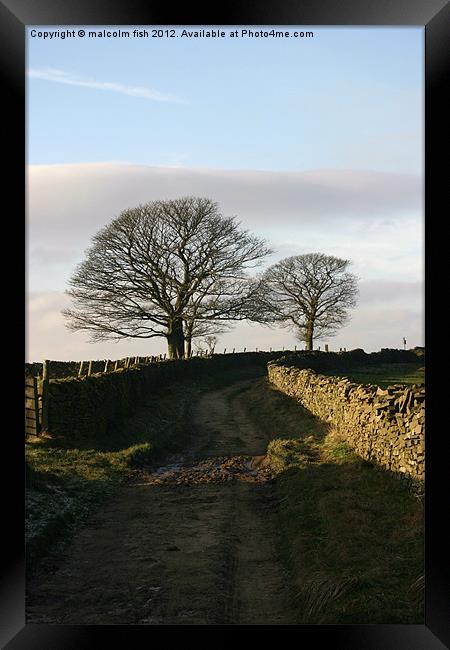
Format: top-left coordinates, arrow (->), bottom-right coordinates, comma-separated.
26,484 -> 78,541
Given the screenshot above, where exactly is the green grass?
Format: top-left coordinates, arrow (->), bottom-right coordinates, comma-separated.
26,364 -> 263,572
320,363 -> 424,388
243,378 -> 424,624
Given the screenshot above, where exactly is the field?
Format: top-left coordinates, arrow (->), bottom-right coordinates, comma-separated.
320,362 -> 424,388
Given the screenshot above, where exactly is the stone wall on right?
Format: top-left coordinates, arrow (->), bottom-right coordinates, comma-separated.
267,362 -> 425,483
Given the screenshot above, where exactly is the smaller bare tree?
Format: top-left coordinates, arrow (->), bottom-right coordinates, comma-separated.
204,335 -> 218,354
183,316 -> 231,357
193,340 -> 206,355
193,334 -> 220,356
258,253 -> 359,351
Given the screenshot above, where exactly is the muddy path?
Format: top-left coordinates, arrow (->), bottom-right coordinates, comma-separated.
26,379 -> 297,625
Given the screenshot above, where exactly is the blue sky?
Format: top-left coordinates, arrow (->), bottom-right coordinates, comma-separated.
26,27 -> 424,360
27,27 -> 423,173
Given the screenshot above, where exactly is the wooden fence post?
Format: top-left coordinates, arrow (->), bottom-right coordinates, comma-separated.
104,360 -> 110,373
114,360 -> 119,371
87,360 -> 93,376
78,361 -> 84,376
33,376 -> 41,435
41,360 -> 49,433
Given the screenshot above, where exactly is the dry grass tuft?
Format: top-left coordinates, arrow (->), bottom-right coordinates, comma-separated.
296,572 -> 360,621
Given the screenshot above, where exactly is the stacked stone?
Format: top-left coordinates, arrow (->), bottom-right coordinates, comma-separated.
267,363 -> 425,483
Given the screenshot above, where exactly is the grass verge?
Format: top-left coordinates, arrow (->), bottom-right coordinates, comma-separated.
25,364 -> 263,573
243,377 -> 424,624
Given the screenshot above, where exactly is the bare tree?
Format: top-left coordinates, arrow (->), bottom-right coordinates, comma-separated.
203,335 -> 219,354
193,334 -> 220,356
181,274 -> 262,357
258,253 -> 359,350
183,317 -> 231,357
63,197 -> 271,359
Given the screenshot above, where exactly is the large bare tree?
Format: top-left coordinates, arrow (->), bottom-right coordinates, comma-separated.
63,197 -> 271,358
258,253 -> 359,350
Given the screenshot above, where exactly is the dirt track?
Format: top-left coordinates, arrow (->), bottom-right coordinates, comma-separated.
26,380 -> 297,625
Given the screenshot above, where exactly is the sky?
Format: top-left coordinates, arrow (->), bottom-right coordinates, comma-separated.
26,26 -> 424,361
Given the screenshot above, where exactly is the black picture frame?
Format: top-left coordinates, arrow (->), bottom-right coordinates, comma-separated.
2,0 -> 448,647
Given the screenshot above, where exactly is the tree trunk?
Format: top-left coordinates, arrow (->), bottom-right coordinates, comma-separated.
305,321 -> 314,351
167,337 -> 178,359
167,319 -> 185,359
184,320 -> 193,358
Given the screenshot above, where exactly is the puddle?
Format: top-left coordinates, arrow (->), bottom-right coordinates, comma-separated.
152,463 -> 184,476
132,455 -> 273,486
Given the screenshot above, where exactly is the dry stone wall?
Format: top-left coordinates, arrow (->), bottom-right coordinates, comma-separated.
45,352 -> 285,441
267,362 -> 425,483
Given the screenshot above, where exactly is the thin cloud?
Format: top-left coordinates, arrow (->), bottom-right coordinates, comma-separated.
27,162 -> 423,289
28,67 -> 187,104
28,162 -> 421,228
358,280 -> 423,304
